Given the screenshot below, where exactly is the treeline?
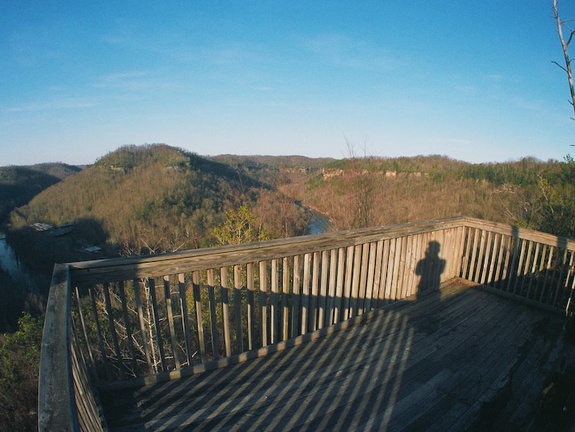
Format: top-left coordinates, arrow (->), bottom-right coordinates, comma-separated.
282,154 -> 575,237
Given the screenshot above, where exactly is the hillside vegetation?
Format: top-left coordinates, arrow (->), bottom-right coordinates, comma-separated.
0,163 -> 81,224
9,145 -> 310,262
280,154 -> 575,238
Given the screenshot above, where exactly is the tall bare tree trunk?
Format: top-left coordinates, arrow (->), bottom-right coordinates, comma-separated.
553,0 -> 575,121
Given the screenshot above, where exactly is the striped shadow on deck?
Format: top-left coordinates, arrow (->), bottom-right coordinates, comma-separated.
100,280 -> 569,432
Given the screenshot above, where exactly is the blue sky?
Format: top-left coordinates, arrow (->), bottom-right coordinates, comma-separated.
2,1 -> 575,166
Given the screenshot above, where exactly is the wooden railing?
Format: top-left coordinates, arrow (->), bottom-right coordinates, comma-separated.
38,217 -> 575,431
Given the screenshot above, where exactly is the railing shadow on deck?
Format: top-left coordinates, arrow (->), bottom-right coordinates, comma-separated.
107,289 -> 430,431
38,216 -> 575,431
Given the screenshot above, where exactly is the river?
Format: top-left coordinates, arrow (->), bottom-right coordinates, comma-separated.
0,232 -> 42,296
306,209 -> 331,235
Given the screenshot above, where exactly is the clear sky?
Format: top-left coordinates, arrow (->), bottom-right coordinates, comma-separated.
2,1 -> 575,166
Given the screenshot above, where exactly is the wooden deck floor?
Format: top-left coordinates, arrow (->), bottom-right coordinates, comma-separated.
100,281 -> 571,431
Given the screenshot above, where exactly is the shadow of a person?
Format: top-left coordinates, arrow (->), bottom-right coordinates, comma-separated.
415,241 -> 446,302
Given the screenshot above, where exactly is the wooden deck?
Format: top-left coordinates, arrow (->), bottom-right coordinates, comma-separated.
100,281 -> 571,431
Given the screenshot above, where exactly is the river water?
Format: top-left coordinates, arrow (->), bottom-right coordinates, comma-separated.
0,232 -> 41,296
308,211 -> 331,235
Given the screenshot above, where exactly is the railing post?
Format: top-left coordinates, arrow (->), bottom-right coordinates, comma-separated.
38,264 -> 78,431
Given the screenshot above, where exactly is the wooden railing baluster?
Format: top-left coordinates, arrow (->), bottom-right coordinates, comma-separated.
163,275 -> 181,369
258,261 -> 269,347
281,257 -> 290,340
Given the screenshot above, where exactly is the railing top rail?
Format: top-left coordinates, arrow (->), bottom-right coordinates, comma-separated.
38,264 -> 77,431
68,216 -> 467,285
62,216 -> 575,286
463,217 -> 575,251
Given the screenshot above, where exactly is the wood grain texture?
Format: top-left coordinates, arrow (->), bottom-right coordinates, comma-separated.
100,282 -> 569,432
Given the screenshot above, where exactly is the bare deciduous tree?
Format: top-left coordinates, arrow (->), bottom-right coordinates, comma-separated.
553,0 -> 575,121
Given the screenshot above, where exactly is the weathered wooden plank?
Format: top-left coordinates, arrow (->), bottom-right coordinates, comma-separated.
389,237 -> 402,301
163,276 -> 181,369
246,263 -> 255,351
192,271 -> 206,363
377,239 -> 392,306
526,242 -> 540,299
405,234 -> 417,296
282,257 -> 290,341
408,235 -> 422,297
481,231 -> 493,284
490,233 -> 504,286
497,235 -> 514,291
206,269 -> 220,359
132,279 -> 152,374
310,251 -> 320,331
333,248 -> 345,324
270,259 -> 280,344
409,233 -> 423,297
454,226 -> 467,279
370,240 -> 384,308
317,250 -> 329,329
301,253 -> 311,334
325,249 -> 337,327
461,226 -> 472,280
258,261 -> 268,347
177,273 -> 194,366
349,245 -> 362,318
431,230 -> 445,287
467,228 -> 480,282
147,278 -> 167,372
220,267 -> 232,357
396,236 -> 408,298
363,242 -> 378,313
506,236 -> 521,293
383,238 -> 396,301
291,255 -> 302,338
567,253 -> 575,313
342,246 -> 354,320
539,245 -> 553,304
39,264 -> 79,432
443,228 -> 455,280
483,231 -> 496,284
356,243 -> 369,314
512,239 -> 527,295
475,229 -> 488,283
233,265 -> 244,354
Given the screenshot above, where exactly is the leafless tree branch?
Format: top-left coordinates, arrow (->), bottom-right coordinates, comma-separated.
553,0 -> 575,121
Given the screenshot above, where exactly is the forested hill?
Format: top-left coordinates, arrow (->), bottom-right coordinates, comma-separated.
8,144 -> 310,260
0,163 -> 81,224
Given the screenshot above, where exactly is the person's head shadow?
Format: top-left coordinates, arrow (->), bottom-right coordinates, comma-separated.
415,241 -> 446,301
